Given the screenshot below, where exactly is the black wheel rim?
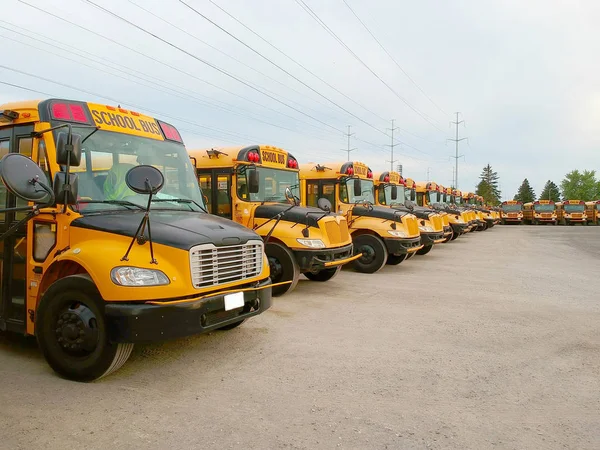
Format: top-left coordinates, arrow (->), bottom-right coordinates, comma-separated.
357,244 -> 376,264
268,256 -> 284,283
54,302 -> 99,356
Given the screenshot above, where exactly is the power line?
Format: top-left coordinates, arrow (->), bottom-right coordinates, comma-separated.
127,0 -> 345,127
295,0 -> 446,134
207,0 -> 390,125
79,0 -> 347,136
16,0 -> 340,138
341,0 -> 448,117
178,0 -> 393,139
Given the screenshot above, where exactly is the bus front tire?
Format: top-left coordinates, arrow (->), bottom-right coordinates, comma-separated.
304,266 -> 341,282
266,242 -> 300,296
386,254 -> 407,265
416,245 -> 433,256
352,234 -> 388,274
36,275 -> 134,382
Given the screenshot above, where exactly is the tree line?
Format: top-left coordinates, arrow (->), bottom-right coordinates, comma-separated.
514,170 -> 600,203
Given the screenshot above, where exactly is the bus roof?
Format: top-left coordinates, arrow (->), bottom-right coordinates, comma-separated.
373,171 -> 403,185
563,200 -> 584,204
404,177 -> 415,189
502,200 -> 522,205
0,98 -> 183,143
189,145 -> 298,171
299,161 -> 373,180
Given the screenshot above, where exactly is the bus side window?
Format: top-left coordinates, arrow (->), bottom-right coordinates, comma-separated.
306,182 -> 319,207
216,175 -> 231,219
378,187 -> 386,205
16,138 -> 33,219
416,192 -> 424,207
339,183 -> 349,203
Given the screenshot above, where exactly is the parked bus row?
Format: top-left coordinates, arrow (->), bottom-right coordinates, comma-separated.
0,98 -> 497,381
500,200 -> 600,225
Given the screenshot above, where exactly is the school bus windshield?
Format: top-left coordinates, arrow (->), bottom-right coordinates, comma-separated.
379,184 -> 406,205
564,204 -> 584,212
427,191 -> 439,205
534,204 -> 555,212
74,130 -> 205,213
236,167 -> 299,203
340,178 -> 374,203
453,196 -> 463,205
501,204 -> 522,212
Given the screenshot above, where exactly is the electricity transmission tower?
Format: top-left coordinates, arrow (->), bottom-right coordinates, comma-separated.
448,112 -> 467,189
341,125 -> 357,161
385,119 -> 399,172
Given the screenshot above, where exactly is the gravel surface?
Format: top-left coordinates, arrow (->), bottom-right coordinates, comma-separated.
1,226 -> 599,449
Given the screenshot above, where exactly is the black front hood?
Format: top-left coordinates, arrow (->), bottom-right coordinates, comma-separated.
254,204 -> 329,228
389,204 -> 432,220
352,205 -> 404,221
72,211 -> 261,251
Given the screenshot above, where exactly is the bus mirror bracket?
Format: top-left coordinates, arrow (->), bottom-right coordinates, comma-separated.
120,165 -> 165,264
353,178 -> 361,197
248,168 -> 260,194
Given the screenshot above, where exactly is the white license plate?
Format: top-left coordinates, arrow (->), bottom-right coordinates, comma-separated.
224,292 -> 244,311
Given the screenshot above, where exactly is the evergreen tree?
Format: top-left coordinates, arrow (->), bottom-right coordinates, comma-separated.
475,164 -> 501,205
560,170 -> 599,200
514,178 -> 536,203
538,180 -> 561,202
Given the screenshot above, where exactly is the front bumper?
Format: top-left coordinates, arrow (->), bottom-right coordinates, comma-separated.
383,236 -> 422,256
105,278 -> 272,343
450,222 -> 469,235
293,242 -> 356,271
420,231 -> 445,246
443,226 -> 453,237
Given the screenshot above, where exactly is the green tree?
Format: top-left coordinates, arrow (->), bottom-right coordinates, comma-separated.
514,178 -> 536,203
539,180 -> 561,202
475,164 -> 501,205
560,170 -> 599,200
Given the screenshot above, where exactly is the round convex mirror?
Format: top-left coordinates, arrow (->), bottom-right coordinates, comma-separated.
0,153 -> 51,203
125,165 -> 164,195
317,197 -> 332,212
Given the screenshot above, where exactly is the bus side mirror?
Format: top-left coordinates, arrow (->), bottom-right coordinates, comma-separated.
391,185 -> 398,200
248,168 -> 260,194
55,132 -> 82,167
53,172 -> 79,205
353,178 -> 361,197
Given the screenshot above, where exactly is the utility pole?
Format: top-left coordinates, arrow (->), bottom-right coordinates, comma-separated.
448,112 -> 467,189
340,125 -> 357,161
385,119 -> 399,172
426,167 -> 431,182
451,167 -> 455,189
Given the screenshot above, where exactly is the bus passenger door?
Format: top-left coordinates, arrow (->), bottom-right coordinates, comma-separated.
0,125 -> 35,334
197,170 -> 232,219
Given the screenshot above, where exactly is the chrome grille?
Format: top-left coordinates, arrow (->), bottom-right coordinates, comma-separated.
189,241 -> 263,289
541,213 -> 552,218
572,213 -> 582,218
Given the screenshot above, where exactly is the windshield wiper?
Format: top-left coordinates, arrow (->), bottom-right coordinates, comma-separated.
81,200 -> 145,210
151,198 -> 208,213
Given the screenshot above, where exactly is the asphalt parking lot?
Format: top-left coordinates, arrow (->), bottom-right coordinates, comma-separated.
1,225 -> 599,450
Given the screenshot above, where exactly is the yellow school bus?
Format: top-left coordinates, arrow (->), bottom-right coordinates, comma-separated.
524,200 -> 557,225
475,194 -> 497,228
556,200 -> 587,225
299,162 -> 422,271
437,185 -> 471,237
0,99 -> 272,381
188,146 -> 359,296
374,173 -> 445,256
462,192 -> 487,231
585,201 -> 600,225
414,181 -> 455,241
451,189 -> 476,230
500,200 -> 523,224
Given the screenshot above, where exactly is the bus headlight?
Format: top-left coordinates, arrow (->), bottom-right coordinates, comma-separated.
111,267 -> 170,286
388,230 -> 407,237
296,238 -> 326,249
419,225 -> 434,232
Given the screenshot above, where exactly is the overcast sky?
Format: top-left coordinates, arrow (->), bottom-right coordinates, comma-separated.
2,0 -> 599,198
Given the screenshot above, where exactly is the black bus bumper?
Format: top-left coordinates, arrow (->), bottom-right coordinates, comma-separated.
450,222 -> 469,235
383,236 -> 422,255
293,243 -> 355,271
105,278 -> 272,343
420,231 -> 445,246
